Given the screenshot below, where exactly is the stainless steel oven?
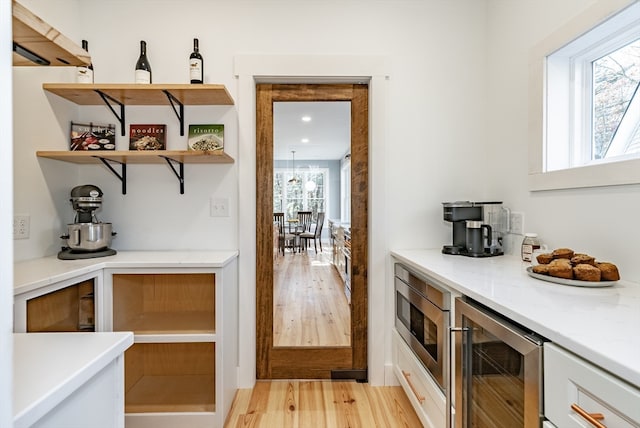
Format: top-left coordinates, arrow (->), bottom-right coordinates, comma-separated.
453,297 -> 546,428
394,263 -> 450,391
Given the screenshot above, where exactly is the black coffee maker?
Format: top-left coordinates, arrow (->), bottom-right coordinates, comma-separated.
442,201 -> 504,257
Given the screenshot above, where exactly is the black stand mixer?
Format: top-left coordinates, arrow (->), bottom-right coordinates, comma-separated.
58,184 -> 117,260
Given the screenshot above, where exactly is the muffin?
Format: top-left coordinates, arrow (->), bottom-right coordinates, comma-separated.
548,259 -> 573,279
573,264 -> 601,282
597,262 -> 620,281
552,248 -> 575,260
571,254 -> 596,266
536,253 -> 554,264
532,264 -> 550,275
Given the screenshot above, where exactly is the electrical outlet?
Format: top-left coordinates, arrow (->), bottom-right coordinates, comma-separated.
510,212 -> 524,235
14,215 -> 30,239
210,197 -> 229,217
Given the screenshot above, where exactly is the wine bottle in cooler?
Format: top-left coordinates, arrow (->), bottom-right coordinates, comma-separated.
135,40 -> 152,84
189,38 -> 203,84
76,40 -> 94,83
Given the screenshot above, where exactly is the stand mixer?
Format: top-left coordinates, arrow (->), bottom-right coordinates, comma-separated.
58,184 -> 117,260
442,201 -> 509,257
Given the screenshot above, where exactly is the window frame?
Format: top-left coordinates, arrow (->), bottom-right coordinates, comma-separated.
274,166 -> 330,220
528,0 -> 640,191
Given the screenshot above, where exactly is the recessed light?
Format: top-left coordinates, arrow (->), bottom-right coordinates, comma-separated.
301,116 -> 311,122
301,138 -> 309,143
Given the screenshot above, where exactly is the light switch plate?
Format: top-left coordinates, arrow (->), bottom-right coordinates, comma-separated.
210,197 -> 229,217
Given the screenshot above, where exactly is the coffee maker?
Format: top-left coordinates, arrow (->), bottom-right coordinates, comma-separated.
442,201 -> 509,257
58,184 -> 117,260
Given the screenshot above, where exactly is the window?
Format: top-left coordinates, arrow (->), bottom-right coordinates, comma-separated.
529,1 -> 640,190
274,168 -> 328,219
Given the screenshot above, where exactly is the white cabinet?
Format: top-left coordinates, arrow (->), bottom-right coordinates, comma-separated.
103,261 -> 238,428
545,343 -> 640,428
13,332 -> 133,428
392,329 -> 444,428
13,271 -> 102,333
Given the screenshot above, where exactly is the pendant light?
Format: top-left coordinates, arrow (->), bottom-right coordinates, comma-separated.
288,150 -> 299,184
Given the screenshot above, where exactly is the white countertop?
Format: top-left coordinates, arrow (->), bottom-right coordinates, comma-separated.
391,249 -> 640,388
13,332 -> 134,428
14,250 -> 239,296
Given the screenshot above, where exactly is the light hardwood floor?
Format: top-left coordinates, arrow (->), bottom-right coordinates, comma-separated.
224,380 -> 422,428
273,242 -> 351,347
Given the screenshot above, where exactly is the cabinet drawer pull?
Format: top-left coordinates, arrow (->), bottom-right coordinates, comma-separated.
571,403 -> 607,428
401,370 -> 425,404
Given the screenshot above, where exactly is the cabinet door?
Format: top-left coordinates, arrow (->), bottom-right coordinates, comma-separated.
26,279 -> 95,332
545,343 -> 640,428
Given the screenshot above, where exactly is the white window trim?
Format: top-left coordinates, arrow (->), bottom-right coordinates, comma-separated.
528,0 -> 640,191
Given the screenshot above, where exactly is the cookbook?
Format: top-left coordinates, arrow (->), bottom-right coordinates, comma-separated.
70,122 -> 116,151
129,124 -> 166,150
188,124 -> 224,151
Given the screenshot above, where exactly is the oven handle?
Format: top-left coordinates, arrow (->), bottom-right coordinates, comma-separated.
448,326 -> 470,428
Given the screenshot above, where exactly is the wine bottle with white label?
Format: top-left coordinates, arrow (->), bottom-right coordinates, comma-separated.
135,40 -> 152,84
76,40 -> 94,83
189,38 -> 203,84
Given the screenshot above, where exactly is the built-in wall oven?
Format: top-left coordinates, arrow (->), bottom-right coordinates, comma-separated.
453,297 -> 546,428
394,264 -> 450,392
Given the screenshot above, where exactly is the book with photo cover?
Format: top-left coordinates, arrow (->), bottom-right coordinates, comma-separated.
129,124 -> 166,150
70,122 -> 116,151
188,124 -> 224,151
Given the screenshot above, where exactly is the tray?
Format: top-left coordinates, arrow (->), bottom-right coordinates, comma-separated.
526,267 -> 617,288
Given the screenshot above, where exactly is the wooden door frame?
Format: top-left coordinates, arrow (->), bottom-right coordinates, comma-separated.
256,83 -> 368,379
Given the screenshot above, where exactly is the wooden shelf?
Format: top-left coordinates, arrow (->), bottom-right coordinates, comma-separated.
12,0 -> 90,66
36,150 -> 233,194
42,83 -> 234,106
114,311 -> 215,335
36,150 -> 234,164
125,374 -> 215,413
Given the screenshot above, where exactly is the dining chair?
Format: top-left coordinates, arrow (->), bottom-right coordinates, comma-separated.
273,212 -> 295,255
294,211 -> 313,252
300,212 -> 325,253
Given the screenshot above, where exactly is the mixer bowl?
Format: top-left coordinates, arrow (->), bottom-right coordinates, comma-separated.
61,223 -> 115,252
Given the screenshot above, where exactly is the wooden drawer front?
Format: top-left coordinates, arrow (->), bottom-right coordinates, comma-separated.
393,330 -> 444,428
544,343 -> 640,428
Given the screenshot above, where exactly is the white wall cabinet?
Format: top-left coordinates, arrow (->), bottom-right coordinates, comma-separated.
544,343 -> 640,428
103,262 -> 238,428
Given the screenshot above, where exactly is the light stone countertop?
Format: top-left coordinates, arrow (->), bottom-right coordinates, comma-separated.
391,248 -> 640,388
13,332 -> 133,427
13,250 -> 239,296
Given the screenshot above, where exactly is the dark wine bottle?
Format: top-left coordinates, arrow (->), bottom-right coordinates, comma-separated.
76,40 -> 94,83
189,38 -> 203,84
135,40 -> 152,84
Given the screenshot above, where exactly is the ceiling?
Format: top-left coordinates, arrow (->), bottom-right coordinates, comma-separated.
273,101 -> 351,161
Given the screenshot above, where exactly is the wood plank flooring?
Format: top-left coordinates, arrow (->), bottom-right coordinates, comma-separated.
224,380 -> 422,428
273,243 -> 351,347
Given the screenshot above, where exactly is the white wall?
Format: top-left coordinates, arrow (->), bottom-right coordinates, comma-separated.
14,0 -> 639,397
1,0 -> 13,423
485,0 -> 640,283
12,0 -> 489,386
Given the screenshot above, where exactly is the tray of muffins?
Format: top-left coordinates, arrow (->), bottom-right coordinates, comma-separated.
527,248 -> 620,287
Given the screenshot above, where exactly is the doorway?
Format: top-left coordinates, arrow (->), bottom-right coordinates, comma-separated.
256,83 -> 369,379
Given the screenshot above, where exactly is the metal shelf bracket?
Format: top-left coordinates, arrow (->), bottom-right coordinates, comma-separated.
95,157 -> 127,194
163,90 -> 185,136
161,156 -> 185,194
95,90 -> 126,136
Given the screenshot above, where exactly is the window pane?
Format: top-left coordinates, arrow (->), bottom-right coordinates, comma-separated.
274,173 -> 284,213
592,38 -> 640,159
